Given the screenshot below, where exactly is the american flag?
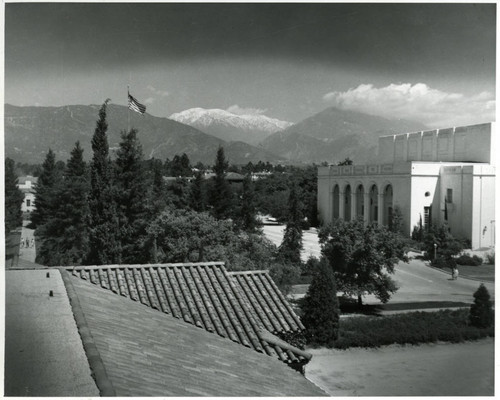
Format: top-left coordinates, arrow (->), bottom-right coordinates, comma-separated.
128,92 -> 146,114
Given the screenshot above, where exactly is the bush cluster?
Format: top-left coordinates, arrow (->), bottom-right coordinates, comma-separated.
486,252 -> 495,265
470,284 -> 494,328
432,256 -> 456,270
455,254 -> 483,266
328,309 -> 493,349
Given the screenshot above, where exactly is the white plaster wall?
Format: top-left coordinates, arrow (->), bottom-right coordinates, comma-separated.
458,123 -> 492,163
21,192 -> 36,213
410,176 -> 439,233
377,123 -> 493,164
388,176 -> 412,234
439,166 -> 472,240
470,166 -> 496,249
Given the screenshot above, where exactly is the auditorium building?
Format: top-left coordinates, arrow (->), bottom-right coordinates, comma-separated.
317,122 -> 496,249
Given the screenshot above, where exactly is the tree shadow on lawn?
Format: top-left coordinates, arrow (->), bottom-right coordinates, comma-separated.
339,297 -> 470,316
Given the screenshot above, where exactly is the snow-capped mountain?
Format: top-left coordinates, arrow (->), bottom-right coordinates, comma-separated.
169,108 -> 292,145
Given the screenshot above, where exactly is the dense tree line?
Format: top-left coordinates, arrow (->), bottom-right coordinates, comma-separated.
30,101 -> 293,274
4,158 -> 24,234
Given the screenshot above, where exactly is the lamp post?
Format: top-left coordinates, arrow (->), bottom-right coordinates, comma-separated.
434,243 -> 437,260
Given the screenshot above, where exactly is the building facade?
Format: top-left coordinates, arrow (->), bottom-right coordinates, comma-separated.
318,122 -> 496,249
17,176 -> 38,213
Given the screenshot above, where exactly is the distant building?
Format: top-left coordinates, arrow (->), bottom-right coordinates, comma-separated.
17,176 -> 38,213
317,122 -> 496,249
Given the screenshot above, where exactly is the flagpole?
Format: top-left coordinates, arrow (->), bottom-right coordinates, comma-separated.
127,85 -> 130,132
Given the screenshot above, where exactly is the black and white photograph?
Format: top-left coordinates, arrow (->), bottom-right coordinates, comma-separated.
3,1 -> 496,396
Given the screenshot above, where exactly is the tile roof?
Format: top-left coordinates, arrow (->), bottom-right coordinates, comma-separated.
65,270 -> 327,396
68,262 -> 310,368
5,269 -> 100,396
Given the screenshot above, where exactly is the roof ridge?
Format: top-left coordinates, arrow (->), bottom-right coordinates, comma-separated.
227,270 -> 270,275
67,261 -> 226,271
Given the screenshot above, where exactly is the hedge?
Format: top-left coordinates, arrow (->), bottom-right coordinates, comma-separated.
313,308 -> 494,349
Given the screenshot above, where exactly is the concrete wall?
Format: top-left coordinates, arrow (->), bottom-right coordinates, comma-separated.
409,163 -> 441,234
378,122 -> 494,164
439,165 -> 473,241
470,165 -> 496,249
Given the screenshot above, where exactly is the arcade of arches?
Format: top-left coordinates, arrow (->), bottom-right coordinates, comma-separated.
330,182 -> 394,227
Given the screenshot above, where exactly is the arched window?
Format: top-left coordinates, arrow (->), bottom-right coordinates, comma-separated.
383,184 -> 394,227
369,184 -> 378,222
344,185 -> 352,221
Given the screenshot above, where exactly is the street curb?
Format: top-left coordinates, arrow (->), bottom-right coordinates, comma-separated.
59,268 -> 116,397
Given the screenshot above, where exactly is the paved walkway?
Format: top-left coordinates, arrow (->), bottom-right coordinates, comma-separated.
5,269 -> 99,396
18,222 -> 37,263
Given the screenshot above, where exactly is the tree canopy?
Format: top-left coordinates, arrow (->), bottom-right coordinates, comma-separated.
30,148 -> 60,229
319,218 -> 408,305
4,157 -> 23,234
209,146 -> 233,219
144,208 -> 277,271
36,142 -> 90,266
278,181 -> 303,265
301,257 -> 340,344
114,129 -> 150,263
86,100 -> 121,265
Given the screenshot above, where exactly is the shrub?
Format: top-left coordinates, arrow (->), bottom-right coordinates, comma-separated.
423,225 -> 463,261
432,256 -> 456,270
469,284 -> 494,328
456,254 -> 483,266
301,257 -> 340,345
332,308 -> 493,349
486,251 -> 495,265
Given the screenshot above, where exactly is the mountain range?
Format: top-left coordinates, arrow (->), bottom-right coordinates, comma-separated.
4,104 -> 283,165
4,103 -> 428,166
169,108 -> 292,145
260,108 -> 427,164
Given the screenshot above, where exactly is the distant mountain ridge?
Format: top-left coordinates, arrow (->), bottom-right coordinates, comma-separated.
4,104 -> 283,165
260,107 -> 428,164
169,107 -> 292,145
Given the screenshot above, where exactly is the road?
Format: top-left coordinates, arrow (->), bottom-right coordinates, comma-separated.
262,224 -> 495,305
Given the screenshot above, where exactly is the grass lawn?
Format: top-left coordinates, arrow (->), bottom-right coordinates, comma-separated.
442,263 -> 495,282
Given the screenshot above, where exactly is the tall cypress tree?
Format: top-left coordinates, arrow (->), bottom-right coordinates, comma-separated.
30,149 -> 60,229
236,173 -> 260,232
189,170 -> 205,212
4,157 -> 23,234
278,181 -> 303,264
86,100 -> 121,265
148,158 -> 168,217
36,142 -> 90,266
209,146 -> 233,219
114,128 -> 149,263
301,257 -> 340,344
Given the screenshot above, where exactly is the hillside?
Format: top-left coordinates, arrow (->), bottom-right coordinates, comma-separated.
261,107 -> 428,164
4,104 -> 282,165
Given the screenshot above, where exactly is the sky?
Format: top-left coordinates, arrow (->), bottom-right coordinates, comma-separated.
4,2 -> 496,127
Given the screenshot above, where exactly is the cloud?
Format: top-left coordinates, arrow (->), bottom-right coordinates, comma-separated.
323,83 -> 495,128
226,104 -> 267,116
144,97 -> 155,105
147,85 -> 169,97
